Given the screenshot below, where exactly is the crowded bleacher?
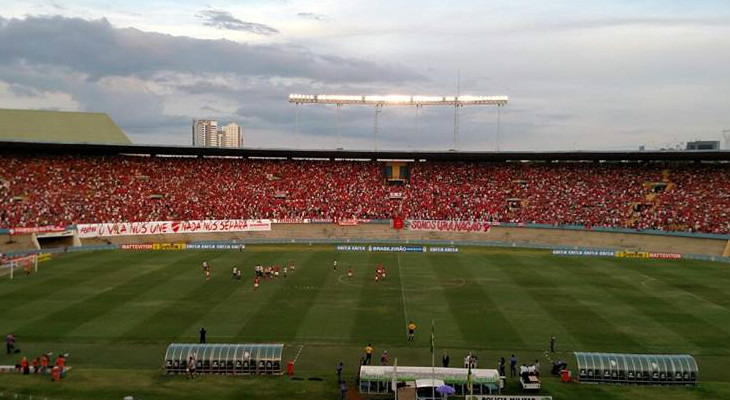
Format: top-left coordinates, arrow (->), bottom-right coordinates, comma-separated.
1,155 -> 729,234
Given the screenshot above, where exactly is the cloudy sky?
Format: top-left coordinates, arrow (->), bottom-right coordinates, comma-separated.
0,0 -> 728,151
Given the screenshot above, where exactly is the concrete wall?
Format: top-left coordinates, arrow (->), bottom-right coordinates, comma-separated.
0,234 -> 40,253
72,224 -> 727,256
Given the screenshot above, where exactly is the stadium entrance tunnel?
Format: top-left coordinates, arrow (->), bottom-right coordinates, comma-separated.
574,352 -> 697,385
164,343 -> 283,375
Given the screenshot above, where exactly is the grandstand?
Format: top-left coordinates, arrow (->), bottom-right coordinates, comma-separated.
2,141 -> 730,235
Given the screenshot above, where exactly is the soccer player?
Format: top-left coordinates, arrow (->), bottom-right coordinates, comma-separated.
550,335 -> 556,353
333,259 -> 338,271
283,266 -> 288,278
374,273 -> 379,284
40,353 -> 49,374
202,261 -> 211,281
254,276 -> 260,290
347,268 -> 353,279
407,321 -> 417,341
363,344 -> 374,365
289,260 -> 295,272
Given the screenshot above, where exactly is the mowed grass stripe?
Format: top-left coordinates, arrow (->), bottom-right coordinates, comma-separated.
431,253 -> 525,349
294,251 -> 368,343
0,251 -> 132,313
583,258 -> 730,349
498,255 -> 646,352
17,251 -> 207,340
4,252 -> 167,335
401,253 -> 466,348
117,252 -> 246,342
350,253 -> 409,347
170,251 -> 266,341
475,254 -> 582,351
234,251 -> 326,342
547,257 -> 691,351
346,252 -> 390,346
226,251 -> 314,343
623,260 -> 730,310
72,251 -> 250,340
192,250 -> 306,342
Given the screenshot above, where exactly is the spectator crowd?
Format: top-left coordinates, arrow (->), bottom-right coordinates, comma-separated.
1,155 -> 729,234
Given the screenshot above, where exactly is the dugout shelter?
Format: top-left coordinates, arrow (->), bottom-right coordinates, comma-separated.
164,343 -> 283,375
359,365 -> 501,395
574,352 -> 697,385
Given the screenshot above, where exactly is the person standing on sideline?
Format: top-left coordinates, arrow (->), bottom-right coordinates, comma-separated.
510,354 -> 517,378
364,343 -> 374,365
442,353 -> 450,368
40,353 -> 49,374
6,333 -> 14,354
340,382 -> 348,400
550,335 -> 556,353
380,350 -> 389,366
187,355 -> 196,379
336,362 -> 343,383
199,327 -> 207,344
407,321 -> 417,341
499,356 -> 506,377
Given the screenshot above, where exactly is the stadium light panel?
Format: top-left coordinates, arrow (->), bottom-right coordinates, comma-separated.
289,94 -> 508,106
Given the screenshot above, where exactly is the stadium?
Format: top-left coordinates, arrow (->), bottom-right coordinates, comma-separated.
1,107 -> 729,400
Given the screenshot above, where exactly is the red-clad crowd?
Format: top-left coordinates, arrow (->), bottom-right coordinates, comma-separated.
1,155 -> 729,234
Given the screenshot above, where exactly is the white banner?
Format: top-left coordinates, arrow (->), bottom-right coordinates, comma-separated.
406,220 -> 491,233
77,219 -> 271,238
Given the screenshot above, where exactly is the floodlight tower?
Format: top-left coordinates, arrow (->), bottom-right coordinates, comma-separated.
289,94 -> 508,151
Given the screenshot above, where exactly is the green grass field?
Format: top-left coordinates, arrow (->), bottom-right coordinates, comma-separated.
1,246 -> 729,400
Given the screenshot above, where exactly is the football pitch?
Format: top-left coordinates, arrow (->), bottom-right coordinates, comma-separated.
1,246 -> 729,400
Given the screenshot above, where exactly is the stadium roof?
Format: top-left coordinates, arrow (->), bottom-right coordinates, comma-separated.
0,108 -> 131,145
2,140 -> 730,162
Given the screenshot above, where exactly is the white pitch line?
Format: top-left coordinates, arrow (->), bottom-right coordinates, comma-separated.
397,254 -> 409,339
292,345 -> 305,364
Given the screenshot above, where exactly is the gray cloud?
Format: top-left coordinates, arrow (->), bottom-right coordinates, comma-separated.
196,9 -> 279,35
0,14 -> 428,148
297,12 -> 328,21
0,15 -> 422,83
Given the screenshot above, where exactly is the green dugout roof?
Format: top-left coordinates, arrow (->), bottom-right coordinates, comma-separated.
574,352 -> 697,385
0,108 -> 131,144
164,343 -> 284,375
